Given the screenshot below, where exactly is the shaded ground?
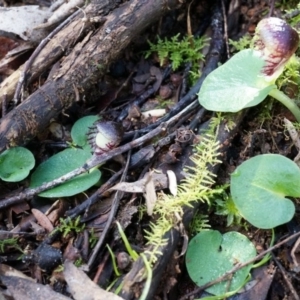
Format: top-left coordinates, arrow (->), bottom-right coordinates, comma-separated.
1,0 -> 300,299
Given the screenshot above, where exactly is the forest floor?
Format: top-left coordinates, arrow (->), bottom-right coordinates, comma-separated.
1,0 -> 300,299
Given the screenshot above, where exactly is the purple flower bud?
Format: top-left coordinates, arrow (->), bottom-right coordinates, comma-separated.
87,121 -> 123,155
253,17 -> 299,77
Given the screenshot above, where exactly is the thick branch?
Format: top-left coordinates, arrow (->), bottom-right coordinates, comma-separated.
0,0 -> 179,152
0,0 -> 119,103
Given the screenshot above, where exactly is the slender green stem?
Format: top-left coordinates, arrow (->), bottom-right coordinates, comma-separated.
139,254 -> 152,300
269,89 -> 300,122
252,228 -> 274,268
116,221 -> 139,261
106,244 -> 120,277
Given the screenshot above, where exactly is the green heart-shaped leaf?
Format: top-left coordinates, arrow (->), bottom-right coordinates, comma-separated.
198,49 -> 276,112
186,230 -> 256,295
231,154 -> 299,228
30,148 -> 100,197
71,115 -> 99,148
0,147 -> 35,182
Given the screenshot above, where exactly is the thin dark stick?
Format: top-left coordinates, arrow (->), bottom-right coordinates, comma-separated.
188,107 -> 205,130
221,0 -> 230,59
86,148 -> 132,270
0,124 -> 164,210
13,9 -> 82,104
179,230 -> 300,300
0,98 -> 198,210
268,0 -> 275,17
272,253 -> 300,300
66,168 -> 123,218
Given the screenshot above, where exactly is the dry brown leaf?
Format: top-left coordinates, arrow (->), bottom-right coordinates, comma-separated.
10,201 -> 30,214
45,199 -> 68,225
63,260 -> 124,300
109,172 -> 168,194
109,178 -> 147,194
284,117 -> 300,164
0,6 -> 51,42
109,171 -> 158,215
144,172 -> 157,216
32,208 -> 54,232
0,264 -> 35,282
0,266 -> 70,300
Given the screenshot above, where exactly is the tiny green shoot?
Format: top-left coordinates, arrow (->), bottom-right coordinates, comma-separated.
106,244 -> 121,276
116,221 -> 139,261
189,212 -> 211,235
0,237 -> 22,253
74,257 -> 84,267
139,254 -> 153,300
214,191 -> 242,227
252,229 -> 275,268
89,228 -> 98,248
55,216 -> 85,237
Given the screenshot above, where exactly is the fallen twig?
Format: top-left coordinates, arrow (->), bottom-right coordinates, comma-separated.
0,123 -> 165,210
0,97 -> 198,210
86,147 -> 132,270
66,168 -> 124,218
272,253 -> 300,300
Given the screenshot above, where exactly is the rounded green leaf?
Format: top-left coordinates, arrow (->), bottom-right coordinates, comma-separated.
36,169 -> 100,198
0,147 -> 35,182
198,49 -> 276,112
231,154 -> 299,228
30,148 -> 100,197
71,115 -> 99,147
186,230 -> 256,295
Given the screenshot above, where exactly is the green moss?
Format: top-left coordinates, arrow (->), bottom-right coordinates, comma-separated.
145,34 -> 209,84
144,122 -> 221,263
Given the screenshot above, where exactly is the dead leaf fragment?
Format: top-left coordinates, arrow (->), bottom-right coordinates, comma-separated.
0,264 -> 35,282
284,117 -> 300,164
144,172 -> 157,216
0,6 -> 51,42
35,0 -> 84,29
109,172 -> 168,194
1,273 -> 70,300
32,208 -> 54,232
109,179 -> 146,194
63,260 -> 124,300
109,172 -> 157,216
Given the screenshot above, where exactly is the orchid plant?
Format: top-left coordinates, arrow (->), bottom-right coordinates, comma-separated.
198,17 -> 300,121
186,18 -> 300,297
